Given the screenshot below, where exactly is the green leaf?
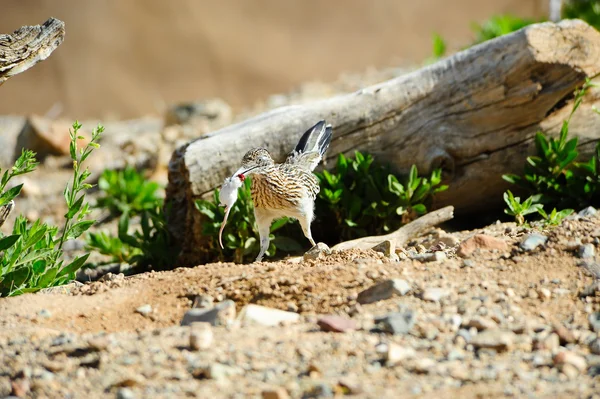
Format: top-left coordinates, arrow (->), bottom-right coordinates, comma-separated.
0,267 -> 31,294
0,234 -> 19,251
66,220 -> 95,240
65,194 -> 85,219
57,253 -> 90,278
411,204 -> 427,215
0,184 -> 23,207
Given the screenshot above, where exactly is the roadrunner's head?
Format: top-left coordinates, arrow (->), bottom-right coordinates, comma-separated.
233,147 -> 274,180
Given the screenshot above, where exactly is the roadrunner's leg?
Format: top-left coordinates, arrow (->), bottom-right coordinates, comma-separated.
297,201 -> 316,247
254,207 -> 273,262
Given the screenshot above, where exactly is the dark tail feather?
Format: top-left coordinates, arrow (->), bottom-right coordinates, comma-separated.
294,120 -> 333,156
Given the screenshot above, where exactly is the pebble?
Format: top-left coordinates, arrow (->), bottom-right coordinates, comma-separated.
201,363 -> 243,380
304,243 -> 331,261
537,288 -> 551,301
520,234 -> 548,251
534,333 -> 559,352
457,234 -> 508,258
411,251 -> 447,263
375,309 -> 415,335
181,300 -> 236,326
588,312 -> 600,333
135,304 -> 152,316
356,279 -> 411,304
553,351 -> 587,372
38,309 -> 51,318
239,304 -> 300,326
470,330 -> 515,352
579,206 -> 597,217
589,338 -> 600,355
465,317 -> 497,331
577,244 -> 595,259
189,322 -> 213,350
317,315 -> 357,333
384,343 -> 416,366
262,388 -> 290,399
422,287 -> 450,302
553,324 -> 576,345
116,388 -> 136,399
371,240 -> 395,257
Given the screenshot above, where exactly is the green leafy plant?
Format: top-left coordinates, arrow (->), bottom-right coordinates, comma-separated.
432,33 -> 447,59
471,15 -> 537,44
503,79 -> 600,210
314,151 -> 448,243
0,122 -> 102,296
195,177 -> 302,263
538,207 -> 574,226
85,230 -> 141,263
86,166 -> 178,269
564,0 -> 600,30
95,166 -> 161,217
503,190 -> 543,225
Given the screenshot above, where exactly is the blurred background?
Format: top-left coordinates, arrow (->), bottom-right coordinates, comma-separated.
0,0 -> 548,120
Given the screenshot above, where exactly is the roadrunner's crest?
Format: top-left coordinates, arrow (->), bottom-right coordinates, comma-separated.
232,120 -> 333,262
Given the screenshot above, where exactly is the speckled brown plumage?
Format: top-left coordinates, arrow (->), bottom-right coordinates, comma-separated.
232,121 -> 333,262
251,164 -> 319,210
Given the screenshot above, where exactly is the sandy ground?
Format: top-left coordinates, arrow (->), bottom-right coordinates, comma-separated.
1,213 -> 600,398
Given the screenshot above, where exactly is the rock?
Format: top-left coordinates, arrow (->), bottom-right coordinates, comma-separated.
580,281 -> 600,297
579,206 -> 597,217
537,288 -> 551,300
356,279 -> 411,304
470,330 -> 515,352
553,351 -> 587,372
17,116 -> 90,158
192,295 -> 214,308
317,315 -> 357,332
201,363 -> 243,381
465,317 -> 497,331
457,234 -> 508,258
422,287 -> 450,302
433,235 -> 460,248
578,261 -> 600,279
181,300 -> 236,326
116,388 -> 136,399
589,312 -> 600,333
520,234 -> 548,251
553,324 -> 577,345
303,243 -> 331,261
534,333 -> 560,352
262,388 -> 290,399
190,322 -> 213,350
38,309 -> 51,318
164,98 -> 232,127
412,358 -> 436,374
590,338 -> 600,355
239,304 -> 300,327
371,240 -> 395,257
384,343 -> 416,366
578,244 -> 595,259
411,251 -> 447,263
135,304 -> 152,316
375,310 -> 416,335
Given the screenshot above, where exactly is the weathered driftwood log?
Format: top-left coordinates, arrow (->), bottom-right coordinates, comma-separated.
0,18 -> 65,85
166,19 -> 600,265
332,206 -> 454,251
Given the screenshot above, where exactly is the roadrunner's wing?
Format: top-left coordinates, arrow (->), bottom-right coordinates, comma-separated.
286,120 -> 333,171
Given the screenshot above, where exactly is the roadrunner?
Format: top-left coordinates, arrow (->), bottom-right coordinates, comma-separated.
232,120 -> 333,262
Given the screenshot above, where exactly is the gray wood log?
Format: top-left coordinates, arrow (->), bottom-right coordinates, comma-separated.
0,18 -> 65,85
166,19 -> 600,265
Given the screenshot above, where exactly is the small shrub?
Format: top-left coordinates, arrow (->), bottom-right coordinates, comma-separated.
195,177 -> 302,263
95,166 -> 161,217
538,207 -> 574,226
0,122 -> 102,296
314,151 -> 448,243
471,15 -> 537,44
503,80 -> 600,211
431,33 -> 447,59
564,0 -> 600,30
87,167 -> 178,269
503,190 -> 543,225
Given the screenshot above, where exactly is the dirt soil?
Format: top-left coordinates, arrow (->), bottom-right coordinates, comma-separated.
2,212 -> 600,398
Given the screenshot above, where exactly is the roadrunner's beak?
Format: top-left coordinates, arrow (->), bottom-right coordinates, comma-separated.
232,166 -> 259,180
